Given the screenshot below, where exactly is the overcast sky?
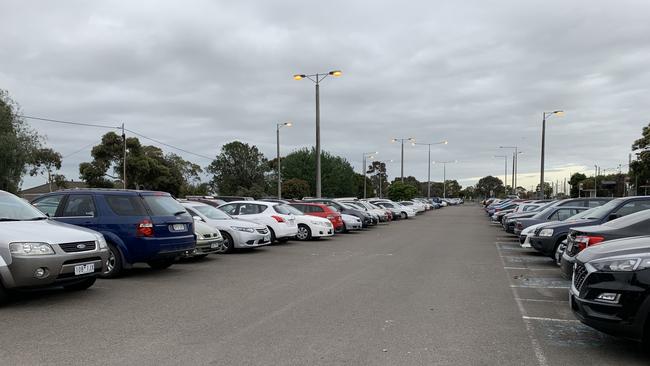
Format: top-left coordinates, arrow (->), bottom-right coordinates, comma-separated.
2,0 -> 649,192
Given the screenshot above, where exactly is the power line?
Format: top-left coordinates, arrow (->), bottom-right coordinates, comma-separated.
63,140 -> 99,159
125,128 -> 213,160
18,115 -> 121,129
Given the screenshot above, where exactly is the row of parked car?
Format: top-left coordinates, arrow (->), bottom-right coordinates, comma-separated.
0,188 -> 457,305
484,196 -> 650,345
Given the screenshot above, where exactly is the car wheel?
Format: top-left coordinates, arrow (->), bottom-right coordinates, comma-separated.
101,243 -> 123,279
63,277 -> 97,291
0,283 -> 9,306
147,258 -> 175,270
296,224 -> 312,241
551,237 -> 567,259
220,231 -> 235,253
268,226 -> 277,243
401,212 -> 408,219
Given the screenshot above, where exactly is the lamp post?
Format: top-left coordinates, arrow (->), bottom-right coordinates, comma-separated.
540,110 -> 564,198
293,70 -> 342,198
391,137 -> 415,182
499,146 -> 518,194
362,151 -> 377,199
434,160 -> 457,198
495,155 -> 508,193
276,122 -> 293,199
413,140 -> 448,199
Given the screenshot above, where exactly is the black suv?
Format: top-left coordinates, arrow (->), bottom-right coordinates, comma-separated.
529,196 -> 650,258
571,235 -> 650,344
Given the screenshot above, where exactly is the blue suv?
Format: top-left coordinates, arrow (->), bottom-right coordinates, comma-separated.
32,189 -> 195,277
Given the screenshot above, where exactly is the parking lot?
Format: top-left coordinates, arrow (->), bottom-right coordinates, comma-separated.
0,204 -> 647,365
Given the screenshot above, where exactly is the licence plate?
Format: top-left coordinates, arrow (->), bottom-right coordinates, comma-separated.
210,242 -> 220,249
170,224 -> 187,232
74,263 -> 94,276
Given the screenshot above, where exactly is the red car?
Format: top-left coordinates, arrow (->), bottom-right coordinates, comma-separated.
289,203 -> 344,232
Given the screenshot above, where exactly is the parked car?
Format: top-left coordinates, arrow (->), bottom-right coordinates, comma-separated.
185,196 -> 227,207
560,208 -> 650,278
289,202 -> 344,232
32,189 -> 195,277
341,213 -> 363,231
303,199 -> 374,227
0,190 -> 110,304
570,235 -> 650,344
280,204 -> 334,241
344,200 -> 390,222
217,201 -> 298,243
400,201 -> 425,214
370,200 -> 416,219
367,199 -> 403,219
339,200 -> 381,224
514,206 -> 589,236
186,220 -> 224,258
180,201 -> 270,252
528,196 -> 650,258
506,198 -> 609,234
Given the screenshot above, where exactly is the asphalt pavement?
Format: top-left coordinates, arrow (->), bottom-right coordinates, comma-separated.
0,204 -> 647,365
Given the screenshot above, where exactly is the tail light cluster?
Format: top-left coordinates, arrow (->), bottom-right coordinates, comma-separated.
137,219 -> 154,237
574,235 -> 605,252
271,215 -> 285,223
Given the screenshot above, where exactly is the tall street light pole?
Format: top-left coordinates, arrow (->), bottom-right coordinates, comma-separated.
276,121 -> 292,199
413,140 -> 448,199
495,155 -> 508,193
391,137 -> 415,182
499,146 -> 519,194
362,151 -> 377,199
293,70 -> 342,198
434,160 -> 456,199
540,110 -> 564,198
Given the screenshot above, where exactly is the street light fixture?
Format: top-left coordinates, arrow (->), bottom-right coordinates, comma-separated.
494,155 -> 508,193
293,70 -> 342,197
433,160 -> 457,198
540,110 -> 564,198
413,140 -> 448,199
362,151 -> 378,199
276,121 -> 293,199
391,137 -> 416,182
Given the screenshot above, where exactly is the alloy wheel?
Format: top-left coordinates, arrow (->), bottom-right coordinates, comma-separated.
297,226 -> 309,240
105,248 -> 116,275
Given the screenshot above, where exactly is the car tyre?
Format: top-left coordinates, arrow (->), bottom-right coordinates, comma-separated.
401,212 -> 408,219
0,283 -> 9,306
147,258 -> 175,270
101,243 -> 123,279
220,231 -> 235,253
268,226 -> 277,243
63,277 -> 97,291
296,224 -> 312,241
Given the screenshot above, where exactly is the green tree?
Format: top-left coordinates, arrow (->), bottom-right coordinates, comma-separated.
0,90 -> 43,193
207,141 -> 269,196
28,147 -> 64,191
535,182 -> 553,198
630,122 -> 650,195
282,178 -> 310,199
569,173 -> 587,197
475,175 -> 504,198
281,148 -> 357,197
387,181 -> 419,201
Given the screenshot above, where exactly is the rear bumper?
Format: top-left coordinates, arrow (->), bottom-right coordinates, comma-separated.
529,236 -> 556,256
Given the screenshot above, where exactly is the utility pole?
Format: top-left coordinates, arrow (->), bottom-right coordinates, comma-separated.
122,123 -> 127,189
594,165 -> 598,198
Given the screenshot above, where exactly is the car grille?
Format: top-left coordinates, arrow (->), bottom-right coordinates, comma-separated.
256,228 -> 268,234
58,241 -> 96,253
573,263 -> 589,291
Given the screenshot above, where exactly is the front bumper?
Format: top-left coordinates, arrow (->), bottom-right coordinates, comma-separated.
560,252 -> 576,279
233,230 -> 272,248
2,249 -> 109,289
187,238 -> 224,256
570,269 -> 650,341
529,236 -> 557,256
311,225 -> 334,237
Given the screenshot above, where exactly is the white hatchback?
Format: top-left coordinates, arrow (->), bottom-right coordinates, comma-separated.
217,201 -> 298,243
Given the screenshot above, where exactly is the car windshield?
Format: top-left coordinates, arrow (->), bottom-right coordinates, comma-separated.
344,202 -> 366,210
603,209 -> 650,229
582,199 -> 623,220
327,205 -> 339,212
0,191 -> 47,221
566,207 -> 595,220
274,204 -> 303,215
192,205 -> 231,220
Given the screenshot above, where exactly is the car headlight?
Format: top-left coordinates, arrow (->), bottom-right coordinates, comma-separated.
197,233 -> 205,240
96,234 -> 108,249
590,256 -> 650,272
538,228 -> 554,237
213,231 -> 222,239
231,226 -> 255,233
10,242 -> 55,256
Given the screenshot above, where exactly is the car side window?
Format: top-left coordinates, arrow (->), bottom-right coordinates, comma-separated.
556,209 -> 574,221
61,195 -> 96,217
239,204 -> 262,215
311,206 -> 324,212
32,194 -> 64,217
293,204 -> 307,213
548,211 -> 560,220
613,200 -> 650,217
105,195 -> 147,216
587,200 -> 603,208
219,204 -> 237,215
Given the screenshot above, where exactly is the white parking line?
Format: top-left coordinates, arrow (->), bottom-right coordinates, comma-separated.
515,298 -> 569,303
503,267 -> 560,271
522,316 -> 580,323
510,285 -> 570,289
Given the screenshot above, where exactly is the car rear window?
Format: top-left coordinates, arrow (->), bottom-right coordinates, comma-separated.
273,204 -> 303,215
142,195 -> 187,216
106,195 -> 148,216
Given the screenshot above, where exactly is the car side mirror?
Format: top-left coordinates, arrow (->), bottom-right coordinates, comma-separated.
193,216 -> 203,222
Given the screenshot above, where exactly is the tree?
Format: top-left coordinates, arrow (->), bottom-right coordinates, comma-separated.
281,148 -> 357,197
569,173 -> 587,197
207,141 -> 269,196
282,178 -> 310,199
79,132 -> 201,196
475,175 -> 504,198
630,122 -> 650,195
0,90 -> 43,193
387,181 -> 419,201
28,147 -> 64,192
535,182 -> 553,198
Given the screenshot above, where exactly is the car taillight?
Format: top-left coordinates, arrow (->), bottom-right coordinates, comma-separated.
137,219 -> 154,237
574,235 -> 605,251
495,208 -> 501,212
327,215 -> 335,220
271,215 -> 285,223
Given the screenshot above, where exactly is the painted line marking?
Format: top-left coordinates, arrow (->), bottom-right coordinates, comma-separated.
511,285 -> 570,289
522,316 -> 580,323
503,267 -> 560,271
515,298 -> 569,303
